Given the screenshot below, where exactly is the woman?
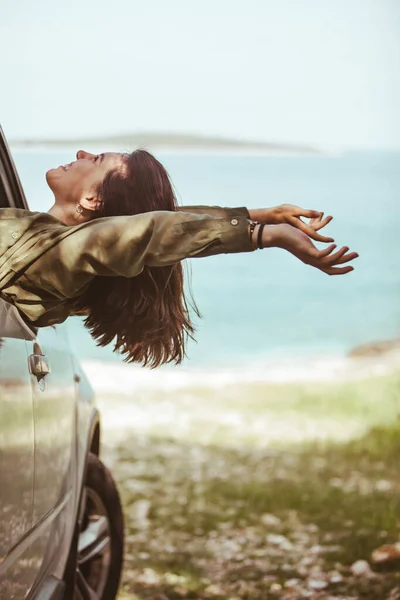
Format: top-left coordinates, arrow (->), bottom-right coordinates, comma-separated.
0,149 -> 357,367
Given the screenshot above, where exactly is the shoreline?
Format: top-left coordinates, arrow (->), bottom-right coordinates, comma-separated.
81,345 -> 400,395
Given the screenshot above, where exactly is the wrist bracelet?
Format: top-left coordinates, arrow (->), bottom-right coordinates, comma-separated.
257,223 -> 265,249
249,220 -> 258,248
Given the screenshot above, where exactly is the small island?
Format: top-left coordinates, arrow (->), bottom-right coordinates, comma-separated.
10,131 -> 323,155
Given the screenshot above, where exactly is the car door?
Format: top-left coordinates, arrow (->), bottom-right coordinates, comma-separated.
0,302 -> 38,600
27,323 -> 77,576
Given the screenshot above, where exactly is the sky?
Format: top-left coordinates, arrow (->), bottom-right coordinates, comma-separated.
1,0 -> 400,151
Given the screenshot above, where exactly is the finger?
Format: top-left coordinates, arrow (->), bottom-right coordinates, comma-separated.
313,215 -> 333,231
336,251 -> 359,265
309,216 -> 322,230
307,213 -> 333,232
325,247 -> 359,266
322,246 -> 351,265
317,243 -> 337,258
309,213 -> 322,225
295,208 -> 322,219
321,265 -> 354,276
289,217 -> 335,243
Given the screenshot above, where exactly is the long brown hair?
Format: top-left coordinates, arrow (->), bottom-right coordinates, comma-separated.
76,149 -> 199,368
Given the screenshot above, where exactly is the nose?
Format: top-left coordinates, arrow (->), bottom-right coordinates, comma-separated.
76,150 -> 93,160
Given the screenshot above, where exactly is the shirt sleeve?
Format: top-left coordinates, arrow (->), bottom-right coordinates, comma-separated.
24,209 -> 254,299
176,205 -> 251,218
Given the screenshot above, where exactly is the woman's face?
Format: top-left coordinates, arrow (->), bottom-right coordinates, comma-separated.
46,150 -> 126,205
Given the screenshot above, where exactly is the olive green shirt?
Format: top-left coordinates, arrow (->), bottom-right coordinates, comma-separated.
0,205 -> 253,327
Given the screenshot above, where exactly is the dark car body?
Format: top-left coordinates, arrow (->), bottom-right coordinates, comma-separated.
0,126 -> 117,600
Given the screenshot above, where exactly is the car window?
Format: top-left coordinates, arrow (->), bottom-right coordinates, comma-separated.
0,159 -> 11,207
0,126 -> 28,209
0,299 -> 36,341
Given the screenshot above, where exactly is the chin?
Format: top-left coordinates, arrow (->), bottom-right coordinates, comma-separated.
45,168 -> 60,191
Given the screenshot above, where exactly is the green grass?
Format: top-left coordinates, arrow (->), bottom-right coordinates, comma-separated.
204,425 -> 400,560
108,370 -> 400,599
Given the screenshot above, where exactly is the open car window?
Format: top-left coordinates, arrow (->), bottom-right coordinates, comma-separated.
0,125 -> 29,209
0,154 -> 12,208
0,298 -> 36,341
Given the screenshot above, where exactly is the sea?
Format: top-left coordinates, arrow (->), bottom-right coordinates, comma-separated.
11,148 -> 400,381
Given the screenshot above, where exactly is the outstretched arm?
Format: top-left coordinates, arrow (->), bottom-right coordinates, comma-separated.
178,204 -> 333,242
24,210 -> 254,299
22,208 -> 357,310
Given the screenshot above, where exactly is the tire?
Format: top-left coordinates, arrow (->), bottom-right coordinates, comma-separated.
71,453 -> 124,600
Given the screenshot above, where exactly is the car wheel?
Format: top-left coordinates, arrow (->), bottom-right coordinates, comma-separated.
73,453 -> 124,600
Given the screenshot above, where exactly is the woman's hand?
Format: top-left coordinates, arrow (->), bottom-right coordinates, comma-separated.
249,205 -> 334,243
260,223 -> 358,275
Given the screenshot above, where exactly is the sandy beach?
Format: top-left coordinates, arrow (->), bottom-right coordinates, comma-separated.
83,345 -> 400,397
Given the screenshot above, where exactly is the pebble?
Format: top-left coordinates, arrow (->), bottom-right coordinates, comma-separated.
266,533 -> 294,550
285,578 -> 302,588
308,578 -> 328,590
329,571 -> 344,583
350,559 -> 374,577
137,567 -> 159,585
371,542 -> 400,564
204,584 -> 225,596
126,499 -> 151,529
261,513 -> 282,526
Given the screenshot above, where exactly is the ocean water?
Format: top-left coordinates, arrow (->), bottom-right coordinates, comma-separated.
11,149 -> 400,372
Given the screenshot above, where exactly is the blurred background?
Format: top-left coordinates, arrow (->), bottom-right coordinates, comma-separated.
2,1 -> 400,598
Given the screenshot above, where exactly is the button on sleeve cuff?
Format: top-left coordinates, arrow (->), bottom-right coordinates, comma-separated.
218,216 -> 255,254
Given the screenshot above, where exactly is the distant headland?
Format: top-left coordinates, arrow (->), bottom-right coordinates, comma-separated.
10,131 -> 323,154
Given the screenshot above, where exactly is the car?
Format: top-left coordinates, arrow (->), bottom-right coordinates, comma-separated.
0,125 -> 125,600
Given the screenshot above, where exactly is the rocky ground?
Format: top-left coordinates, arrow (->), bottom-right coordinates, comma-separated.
91,366 -> 400,600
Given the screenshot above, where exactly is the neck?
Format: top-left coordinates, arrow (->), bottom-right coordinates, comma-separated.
47,202 -> 82,226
